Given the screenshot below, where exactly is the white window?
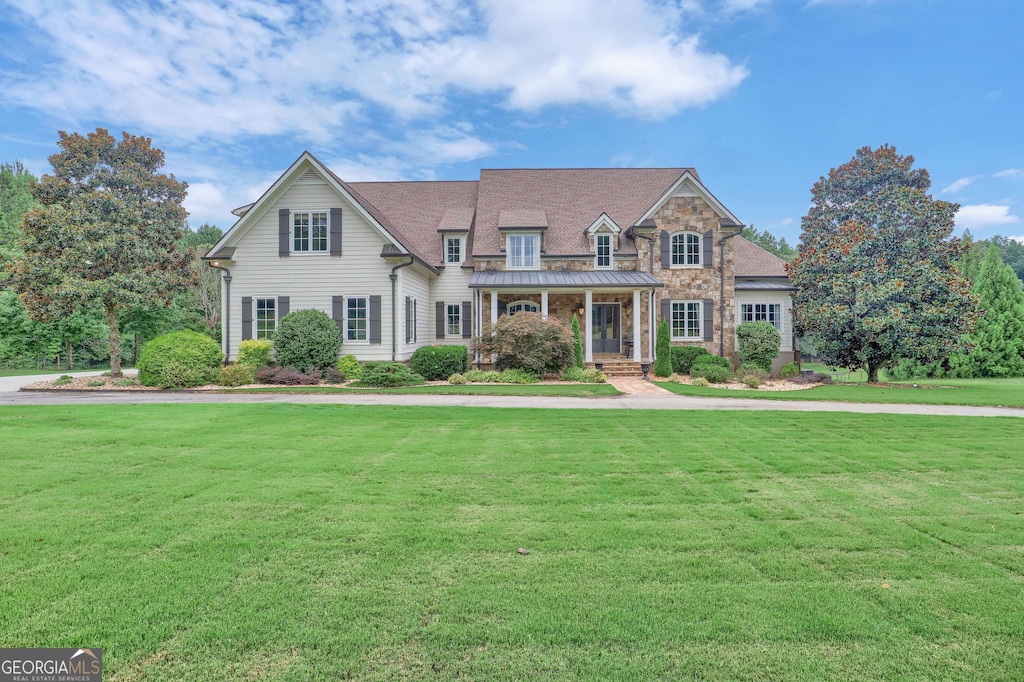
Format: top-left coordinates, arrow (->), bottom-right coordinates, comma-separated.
507,234 -> 539,269
406,297 -> 417,343
446,304 -> 461,337
671,301 -> 702,339
256,298 -> 276,339
741,303 -> 781,330
445,236 -> 462,264
671,232 -> 701,266
293,211 -> 328,252
346,296 -> 368,342
507,301 -> 539,315
596,233 -> 612,268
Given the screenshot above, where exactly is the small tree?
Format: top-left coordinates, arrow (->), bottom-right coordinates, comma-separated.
571,313 -> 585,368
6,129 -> 194,376
272,309 -> 342,373
653,320 -> 672,377
736,321 -> 781,373
474,312 -> 574,375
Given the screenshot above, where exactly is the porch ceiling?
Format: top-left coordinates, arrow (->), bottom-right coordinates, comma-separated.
469,270 -> 664,289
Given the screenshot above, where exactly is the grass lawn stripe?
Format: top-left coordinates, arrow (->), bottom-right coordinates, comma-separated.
1,404 -> 1022,680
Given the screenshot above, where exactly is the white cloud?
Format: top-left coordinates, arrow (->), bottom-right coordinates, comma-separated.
721,0 -> 770,10
955,204 -> 1021,229
994,168 -> 1024,178
1009,235 -> 1024,244
941,177 -> 975,193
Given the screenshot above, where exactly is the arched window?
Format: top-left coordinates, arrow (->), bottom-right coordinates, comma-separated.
506,300 -> 539,315
671,232 -> 701,266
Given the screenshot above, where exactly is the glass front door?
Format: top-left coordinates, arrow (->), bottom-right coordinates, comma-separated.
591,304 -> 620,354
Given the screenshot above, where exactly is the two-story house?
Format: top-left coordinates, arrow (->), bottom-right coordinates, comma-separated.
204,152 -> 796,374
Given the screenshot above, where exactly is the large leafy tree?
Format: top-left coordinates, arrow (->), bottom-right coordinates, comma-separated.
7,129 -> 194,376
788,145 -> 978,382
0,161 -> 38,267
743,225 -> 797,262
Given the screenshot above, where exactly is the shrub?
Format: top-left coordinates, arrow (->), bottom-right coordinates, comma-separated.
410,345 -> 468,381
742,375 -> 761,389
498,368 -> 539,384
653,321 -> 672,377
691,363 -> 733,383
86,379 -> 105,387
272,309 -> 341,373
738,364 -> 770,382
217,364 -> 256,387
360,361 -> 425,387
790,371 -> 832,385
237,339 -> 273,368
779,362 -> 800,379
474,312 -> 574,374
448,373 -> 468,385
54,375 -> 73,386
571,314 -> 585,369
114,378 -> 138,387
691,377 -> 710,387
255,366 -> 322,385
138,330 -> 222,388
322,367 -> 346,384
670,346 -> 710,375
337,354 -> 362,380
736,321 -> 781,373
561,366 -> 606,383
464,369 -> 501,383
691,355 -> 731,371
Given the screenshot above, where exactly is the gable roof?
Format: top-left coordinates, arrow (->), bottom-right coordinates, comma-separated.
733,235 -> 790,278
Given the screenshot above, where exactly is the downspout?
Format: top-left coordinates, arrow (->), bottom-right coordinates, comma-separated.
390,257 -> 415,361
717,229 -> 743,358
207,262 -> 232,363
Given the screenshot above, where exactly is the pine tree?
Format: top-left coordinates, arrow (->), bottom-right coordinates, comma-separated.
570,313 -> 584,368
949,245 -> 1024,377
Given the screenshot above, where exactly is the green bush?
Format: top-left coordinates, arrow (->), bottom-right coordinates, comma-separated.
690,377 -> 710,387
498,368 -> 539,384
337,354 -> 362,380
670,346 -> 710,374
322,367 -> 346,384
138,330 -> 222,388
217,364 -> 256,387
272,309 -> 341,373
463,369 -> 501,383
360,361 -> 425,387
448,373 -> 468,385
410,345 -> 468,381
738,364 -> 770,382
54,375 -> 73,386
474,312 -> 574,375
742,374 -> 761,389
736,321 -> 781,373
653,320 -> 672,377
571,314 -> 585,369
255,366 -> 321,385
779,362 -> 800,379
87,379 -> 105,387
560,366 -> 607,383
237,339 -> 273,367
691,363 -> 733,383
691,355 -> 732,371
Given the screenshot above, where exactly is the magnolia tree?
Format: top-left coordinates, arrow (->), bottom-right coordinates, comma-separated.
788,145 -> 978,382
7,129 -> 194,376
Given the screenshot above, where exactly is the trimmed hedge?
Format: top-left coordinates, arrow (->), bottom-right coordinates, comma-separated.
670,346 -> 710,375
138,330 -> 223,388
561,366 -> 607,383
410,345 -> 468,381
255,366 -> 321,385
736,321 -> 781,373
691,355 -> 732,371
360,362 -> 425,387
691,363 -> 733,383
273,309 -> 342,373
237,339 -> 273,367
217,364 -> 255,387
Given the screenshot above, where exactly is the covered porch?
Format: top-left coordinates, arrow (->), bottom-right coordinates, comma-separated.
468,270 -> 664,363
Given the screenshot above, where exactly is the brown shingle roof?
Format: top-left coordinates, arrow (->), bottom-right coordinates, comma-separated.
472,168 -> 695,256
733,235 -> 789,278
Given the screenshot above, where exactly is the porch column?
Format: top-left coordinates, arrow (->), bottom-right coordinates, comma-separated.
490,290 -> 498,326
649,291 -> 656,361
541,290 -> 549,320
633,289 -> 642,362
584,289 -> 593,363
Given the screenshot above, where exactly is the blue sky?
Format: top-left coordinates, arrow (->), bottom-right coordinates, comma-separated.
0,0 -> 1021,244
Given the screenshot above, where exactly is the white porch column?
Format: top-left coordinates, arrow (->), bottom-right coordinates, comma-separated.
490,290 -> 499,326
584,289 -> 593,363
632,289 -> 642,362
541,290 -> 549,320
648,291 -> 656,361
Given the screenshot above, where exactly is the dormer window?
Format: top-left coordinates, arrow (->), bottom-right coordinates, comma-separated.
507,233 -> 539,269
445,235 -> 463,264
595,233 -> 612,269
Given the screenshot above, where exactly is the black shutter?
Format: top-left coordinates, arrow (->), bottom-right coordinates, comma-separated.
241,297 -> 253,340
660,298 -> 671,326
330,207 -> 342,256
369,295 -> 382,344
277,296 -> 289,319
436,302 -> 445,339
279,209 -> 290,256
660,231 -> 671,268
497,300 -> 507,317
703,298 -> 714,341
703,230 -> 713,268
332,296 -> 345,335
461,301 -> 472,338
413,300 -> 417,342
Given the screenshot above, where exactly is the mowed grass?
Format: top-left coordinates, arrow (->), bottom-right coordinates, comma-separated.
2,405 -> 1023,681
231,383 -> 620,397
658,376 -> 1024,408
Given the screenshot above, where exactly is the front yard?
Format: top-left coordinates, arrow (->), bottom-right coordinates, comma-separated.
2,405 -> 1022,680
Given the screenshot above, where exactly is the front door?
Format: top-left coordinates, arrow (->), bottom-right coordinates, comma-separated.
591,304 -> 620,354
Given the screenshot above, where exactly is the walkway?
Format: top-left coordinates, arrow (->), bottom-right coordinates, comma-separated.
606,376 -> 674,396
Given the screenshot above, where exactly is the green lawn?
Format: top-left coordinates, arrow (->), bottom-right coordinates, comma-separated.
657,376 -> 1024,408
3,405 -> 1023,680
231,383 -> 620,397
0,367 -> 106,377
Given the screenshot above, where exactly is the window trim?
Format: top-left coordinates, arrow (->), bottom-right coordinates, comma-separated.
445,303 -> 461,337
444,235 -> 464,265
506,233 -> 540,270
670,231 -> 702,268
595,232 -> 613,269
291,209 -> 330,254
506,300 -> 539,315
345,295 -> 370,344
670,300 -> 703,341
254,297 -> 277,340
740,302 -> 782,330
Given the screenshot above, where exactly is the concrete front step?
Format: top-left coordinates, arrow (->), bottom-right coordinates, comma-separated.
589,361 -> 644,378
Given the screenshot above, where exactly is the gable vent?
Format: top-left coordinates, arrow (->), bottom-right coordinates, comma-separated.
296,168 -> 320,183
